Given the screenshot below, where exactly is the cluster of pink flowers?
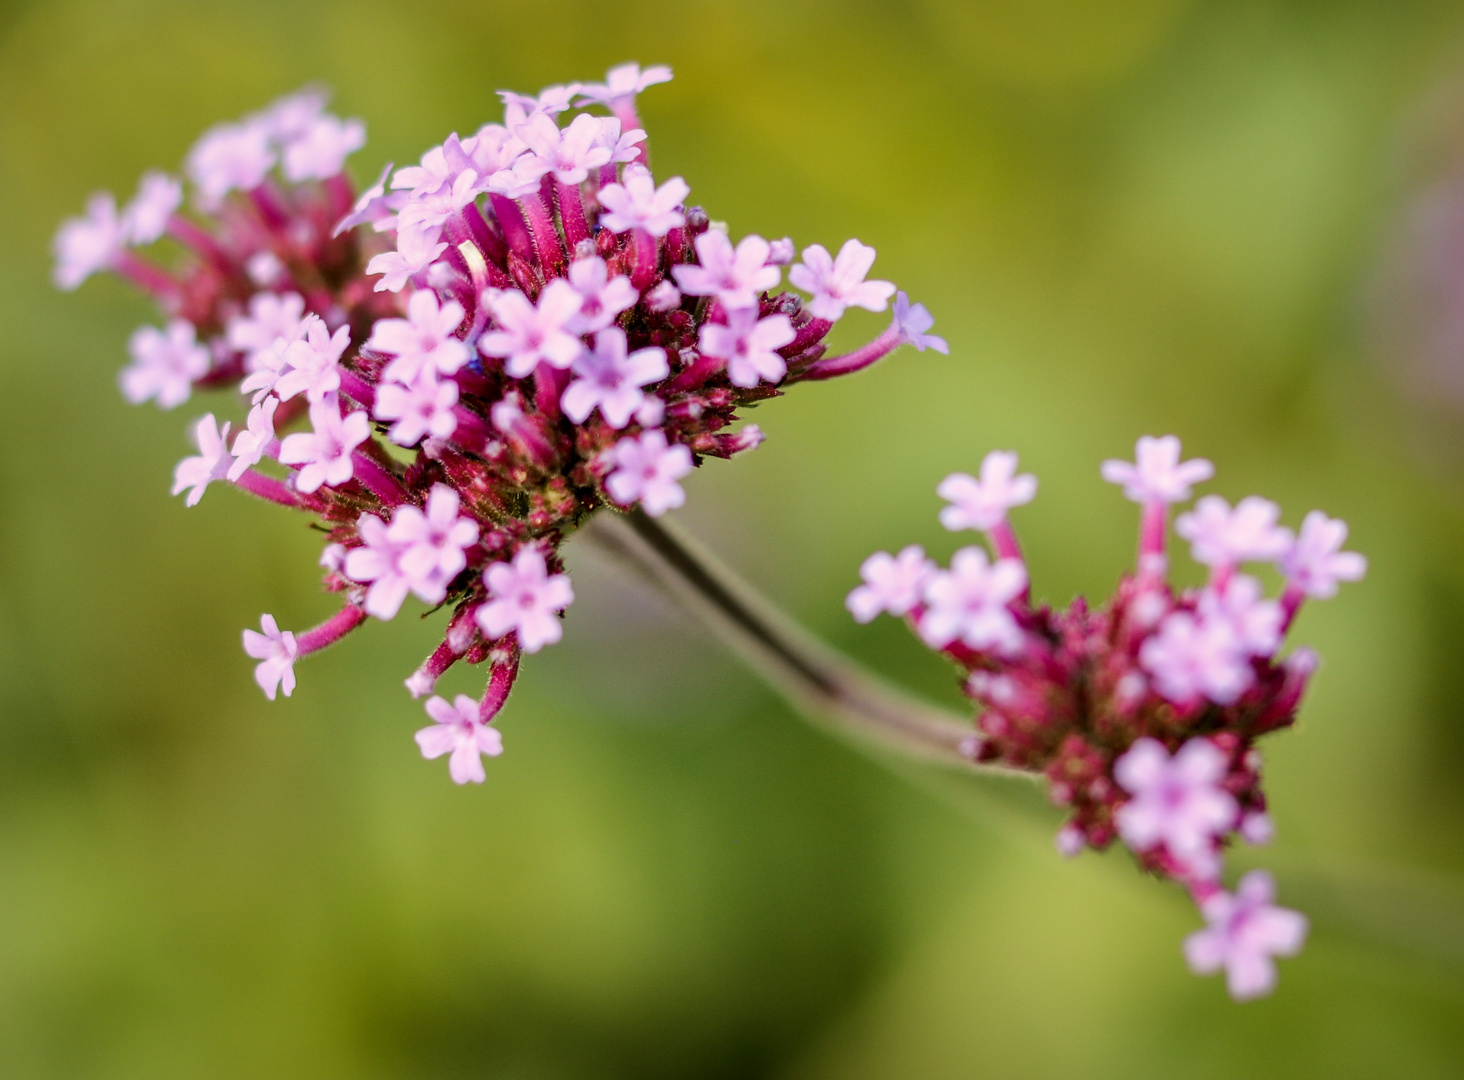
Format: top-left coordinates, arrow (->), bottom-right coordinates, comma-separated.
57,66 -> 947,786
849,436 -> 1365,999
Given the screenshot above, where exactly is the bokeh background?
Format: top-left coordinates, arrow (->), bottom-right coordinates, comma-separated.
3,0 -> 1464,1075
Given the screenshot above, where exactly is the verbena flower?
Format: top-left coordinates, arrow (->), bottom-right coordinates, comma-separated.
848,437 -> 1364,998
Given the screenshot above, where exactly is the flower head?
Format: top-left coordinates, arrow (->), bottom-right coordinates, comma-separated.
416,694 -> 504,785
1101,435 -> 1214,504
375,371 -> 460,447
597,166 -> 688,236
242,614 -> 298,700
477,548 -> 574,653
122,320 -> 210,409
789,240 -> 896,322
847,546 -> 934,623
478,280 -> 584,377
1184,871 -> 1308,1001
281,114 -> 366,182
227,292 -> 309,368
368,290 -> 469,384
919,547 -> 1027,655
937,451 -> 1037,532
672,231 -> 781,310
698,308 -> 795,388
1114,737 -> 1238,872
1140,609 -> 1252,705
275,316 -> 350,404
1281,511 -> 1367,599
1176,495 -> 1292,568
561,328 -> 668,428
565,256 -> 639,335
606,429 -> 694,515
277,398 -> 369,494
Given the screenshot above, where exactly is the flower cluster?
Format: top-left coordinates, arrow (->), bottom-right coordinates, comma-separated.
848,436 -> 1365,999
57,66 -> 947,785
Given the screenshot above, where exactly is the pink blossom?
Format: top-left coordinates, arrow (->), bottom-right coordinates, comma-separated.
228,397 -> 279,481
477,548 -> 575,653
1196,576 -> 1283,658
1114,737 -> 1238,871
274,315 -> 350,403
1184,870 -> 1308,1000
788,240 -> 896,322
919,548 -> 1027,655
499,84 -> 580,118
564,256 -> 638,334
485,154 -> 552,200
345,513 -> 413,619
415,694 -> 504,784
242,614 -> 298,700
278,398 -> 370,494
245,251 -> 285,287
592,117 -> 646,165
368,290 -> 469,383
672,231 -> 781,310
186,120 -> 275,207
334,162 -> 407,235
367,227 -> 448,293
606,429 -> 693,515
1102,435 -> 1214,504
389,485 -> 480,603
576,63 -> 673,108
847,545 -> 934,623
121,320 -> 209,409
1281,511 -> 1367,599
53,193 -> 126,290
478,280 -> 585,377
395,169 -> 485,244
937,451 -> 1037,532
597,166 -> 688,237
227,292 -> 308,368
767,238 -> 795,265
281,114 -> 366,182
698,308 -> 796,388
1240,811 -> 1275,845
1176,496 -> 1292,567
1140,611 -> 1251,705
646,280 -> 681,312
561,328 -> 668,428
255,87 -> 328,142
516,112 -> 612,185
238,340 -> 292,404
392,134 -> 480,198
171,414 -> 232,506
121,172 -> 182,245
374,371 -> 459,446
892,291 -> 949,354
465,124 -> 528,178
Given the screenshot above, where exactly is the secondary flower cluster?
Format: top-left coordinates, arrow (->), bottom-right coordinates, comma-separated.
848,436 -> 1365,1000
58,66 -> 947,786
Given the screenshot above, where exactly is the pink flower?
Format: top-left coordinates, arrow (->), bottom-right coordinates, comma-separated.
515,112 -> 612,185
937,451 -> 1037,532
345,513 -> 414,619
1175,496 -> 1292,568
281,114 -> 366,182
561,327 -> 668,428
606,429 -> 693,515
121,172 -> 182,245
477,548 -> 575,653
767,238 -> 795,265
256,87 -> 328,142
227,292 -> 308,369
415,694 -> 504,785
242,614 -> 298,700
186,120 -> 275,207
334,162 -> 407,235
171,414 -> 232,506
396,169 -> 485,243
228,397 -> 279,481
1184,870 -> 1308,1000
478,280 -> 585,377
564,256 -> 639,334
592,117 -> 646,165
392,134 -> 481,199
1140,611 -> 1251,705
698,308 -> 796,388
374,371 -> 459,446
485,154 -> 552,200
1196,576 -> 1283,658
121,320 -> 210,409
1281,511 -> 1367,599
919,548 -> 1027,655
1101,435 -> 1214,504
597,166 -> 688,237
576,62 -> 673,108
498,84 -> 580,118
892,291 -> 949,354
274,315 -> 351,403
367,227 -> 448,293
788,240 -> 896,322
53,193 -> 126,290
1114,737 -> 1238,871
368,290 -> 469,383
847,546 -> 934,623
671,231 -> 781,310
278,398 -> 370,494
389,485 -> 480,603
646,280 -> 681,312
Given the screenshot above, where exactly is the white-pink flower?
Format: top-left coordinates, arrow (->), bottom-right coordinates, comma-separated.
121,320 -> 210,409
576,62 -> 673,108
564,256 -> 639,334
121,171 -> 183,245
892,291 -> 949,354
478,280 -> 585,377
937,451 -> 1038,532
1281,511 -> 1367,599
499,83 -> 580,118
53,193 -> 126,290
847,546 -> 935,623
918,547 -> 1027,655
698,308 -> 795,388
1196,576 -> 1283,658
186,120 -> 276,207
605,429 -> 693,515
228,397 -> 279,481
1184,870 -> 1308,1001
788,240 -> 896,322
597,166 -> 688,237
1114,737 -> 1238,871
1101,435 -> 1214,504
227,291 -> 308,369
171,414 -> 233,506
1176,496 -> 1292,567
645,280 -> 681,312
242,614 -> 298,701
415,694 -> 504,785
374,371 -> 459,447
485,154 -> 552,200
477,547 -> 575,653
560,328 -> 668,428
346,486 -> 479,618
671,231 -> 781,310
367,227 -> 449,293
334,162 -> 407,236
592,116 -> 646,165
278,398 -> 370,494
281,114 -> 366,182
368,290 -> 469,384
274,315 -> 350,403
516,112 -> 612,185
1139,610 -> 1251,705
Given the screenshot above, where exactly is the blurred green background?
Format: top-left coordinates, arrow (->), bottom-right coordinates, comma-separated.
4,0 -> 1464,1075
